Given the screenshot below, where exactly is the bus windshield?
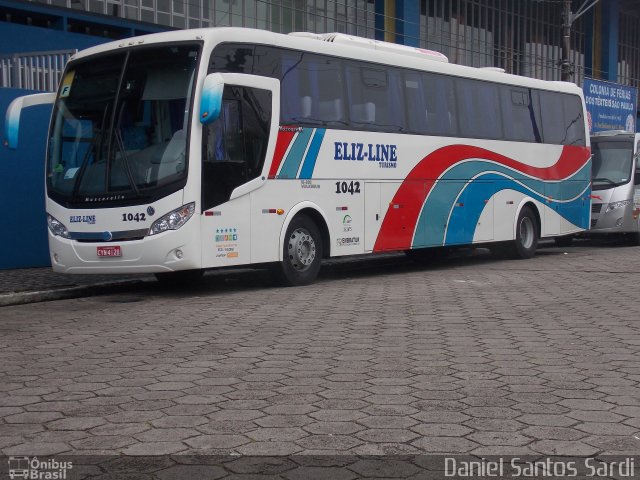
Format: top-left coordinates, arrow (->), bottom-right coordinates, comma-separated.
46,44 -> 200,205
591,140 -> 634,191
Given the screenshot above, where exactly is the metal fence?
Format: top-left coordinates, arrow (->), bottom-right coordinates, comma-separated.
0,50 -> 76,91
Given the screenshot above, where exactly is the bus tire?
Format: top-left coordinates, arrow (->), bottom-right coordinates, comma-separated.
277,215 -> 323,286
155,269 -> 204,285
510,206 -> 538,259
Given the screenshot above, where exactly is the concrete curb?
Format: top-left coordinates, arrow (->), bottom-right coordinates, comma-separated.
0,279 -> 149,307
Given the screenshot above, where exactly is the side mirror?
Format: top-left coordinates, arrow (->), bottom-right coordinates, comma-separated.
199,73 -> 224,125
4,92 -> 55,149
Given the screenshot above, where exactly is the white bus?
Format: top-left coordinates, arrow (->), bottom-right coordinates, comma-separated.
590,130 -> 640,244
6,28 -> 591,286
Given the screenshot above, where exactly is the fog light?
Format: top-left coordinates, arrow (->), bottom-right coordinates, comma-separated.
53,253 -> 59,263
616,217 -> 624,227
175,249 -> 184,259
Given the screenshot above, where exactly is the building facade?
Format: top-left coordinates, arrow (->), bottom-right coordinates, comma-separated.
2,0 -> 639,88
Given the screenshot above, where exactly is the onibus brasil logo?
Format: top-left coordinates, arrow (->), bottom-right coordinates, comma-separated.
8,457 -> 72,479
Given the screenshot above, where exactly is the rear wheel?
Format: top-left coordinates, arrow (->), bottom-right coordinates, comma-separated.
155,269 -> 204,285
276,215 -> 323,286
509,206 -> 539,259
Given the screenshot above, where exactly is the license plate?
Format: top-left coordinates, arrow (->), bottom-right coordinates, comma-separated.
97,246 -> 122,257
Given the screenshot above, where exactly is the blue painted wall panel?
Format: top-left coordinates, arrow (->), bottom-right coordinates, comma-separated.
0,22 -> 105,55
0,88 -> 52,269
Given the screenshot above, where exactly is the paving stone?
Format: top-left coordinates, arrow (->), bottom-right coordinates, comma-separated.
89,422 -> 151,436
411,423 -> 473,437
196,420 -> 258,435
517,414 -> 577,427
184,434 -> 251,449
357,415 -> 418,429
70,435 -> 136,450
47,416 -> 106,430
411,436 -> 479,453
521,426 -> 586,441
295,435 -> 363,451
575,422 -> 639,436
582,435 -> 640,454
4,442 -> 72,455
466,431 -> 532,446
4,411 -> 63,424
150,416 -> 208,428
529,440 -> 599,456
246,427 -> 309,441
356,428 -> 419,443
134,427 -> 199,442
121,441 -> 188,455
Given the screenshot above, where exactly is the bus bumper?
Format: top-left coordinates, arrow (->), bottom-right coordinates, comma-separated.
48,219 -> 201,274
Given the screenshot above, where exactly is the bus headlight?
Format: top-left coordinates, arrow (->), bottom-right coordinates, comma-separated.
605,199 -> 632,213
47,214 -> 71,239
148,202 -> 195,236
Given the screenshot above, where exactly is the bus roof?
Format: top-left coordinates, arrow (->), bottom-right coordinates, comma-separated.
71,27 -> 584,97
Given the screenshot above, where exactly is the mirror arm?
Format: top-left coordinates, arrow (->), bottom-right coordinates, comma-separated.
4,92 -> 56,149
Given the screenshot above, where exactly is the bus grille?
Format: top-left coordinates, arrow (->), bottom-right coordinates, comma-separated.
591,203 -> 602,214
591,219 -> 598,229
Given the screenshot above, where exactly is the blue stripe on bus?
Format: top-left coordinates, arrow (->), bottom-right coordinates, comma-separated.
413,161 -> 591,247
278,128 -> 314,179
298,128 -> 326,179
444,173 -> 590,245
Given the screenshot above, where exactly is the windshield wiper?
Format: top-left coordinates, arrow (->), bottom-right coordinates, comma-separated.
113,128 -> 141,197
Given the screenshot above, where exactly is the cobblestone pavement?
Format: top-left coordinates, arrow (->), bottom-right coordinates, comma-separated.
1,240 -> 640,458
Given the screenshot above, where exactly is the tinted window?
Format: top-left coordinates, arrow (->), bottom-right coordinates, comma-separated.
423,72 -> 457,136
209,44 -> 254,73
345,64 -> 405,131
501,87 -> 541,143
457,78 -> 501,139
539,91 -> 585,146
563,95 -> 586,146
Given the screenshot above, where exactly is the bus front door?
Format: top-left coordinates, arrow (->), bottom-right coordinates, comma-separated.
200,74 -> 279,267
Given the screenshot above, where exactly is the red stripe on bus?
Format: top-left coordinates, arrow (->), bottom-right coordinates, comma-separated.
373,144 -> 590,252
268,130 -> 296,178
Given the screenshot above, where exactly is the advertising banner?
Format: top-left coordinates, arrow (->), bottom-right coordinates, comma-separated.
583,78 -> 637,133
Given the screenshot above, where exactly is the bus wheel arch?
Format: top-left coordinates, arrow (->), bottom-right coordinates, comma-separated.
279,204 -> 331,261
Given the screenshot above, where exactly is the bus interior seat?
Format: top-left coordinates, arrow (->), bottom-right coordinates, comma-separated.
156,129 -> 186,178
300,96 -> 312,118
351,102 -> 376,123
319,99 -> 343,122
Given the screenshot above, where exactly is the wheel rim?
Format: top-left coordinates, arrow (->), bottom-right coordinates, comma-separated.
288,227 -> 316,272
519,216 -> 535,250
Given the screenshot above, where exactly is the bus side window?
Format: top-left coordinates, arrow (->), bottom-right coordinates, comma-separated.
422,72 -> 457,136
562,95 -> 586,146
404,71 -> 427,134
456,77 -> 501,140
501,88 -> 539,143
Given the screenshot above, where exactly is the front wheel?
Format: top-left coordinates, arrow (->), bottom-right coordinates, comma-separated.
275,215 -> 323,286
510,206 -> 539,259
